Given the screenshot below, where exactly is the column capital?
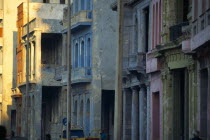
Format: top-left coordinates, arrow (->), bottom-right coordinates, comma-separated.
123,88 -> 131,92
131,86 -> 140,92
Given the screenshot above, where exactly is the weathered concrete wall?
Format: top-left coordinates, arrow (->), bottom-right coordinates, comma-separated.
92,0 -> 117,90
1,0 -> 27,133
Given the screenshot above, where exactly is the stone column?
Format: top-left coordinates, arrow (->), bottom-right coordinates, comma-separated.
146,83 -> 151,140
161,68 -> 173,140
62,34 -> 67,66
208,67 -> 210,140
123,88 -> 132,140
139,85 -> 147,140
131,86 -> 139,140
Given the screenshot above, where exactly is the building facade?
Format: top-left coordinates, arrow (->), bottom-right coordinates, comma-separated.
61,0 -> 117,139
182,0 -> 210,139
112,0 -> 152,140
14,1 -> 67,139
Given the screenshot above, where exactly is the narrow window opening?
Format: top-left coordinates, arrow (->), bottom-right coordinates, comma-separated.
144,7 -> 149,53
75,43 -> 79,68
87,38 -> 91,67
81,41 -> 85,67
201,19 -> 205,30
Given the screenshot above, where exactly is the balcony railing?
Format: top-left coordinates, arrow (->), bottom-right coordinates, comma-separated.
71,67 -> 92,83
71,10 -> 92,26
63,9 -> 92,30
55,66 -> 92,84
123,53 -> 146,74
22,18 -> 37,36
169,22 -> 189,41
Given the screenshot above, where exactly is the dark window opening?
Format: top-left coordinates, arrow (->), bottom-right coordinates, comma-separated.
183,0 -> 189,22
201,19 -> 205,30
144,7 -> 149,52
134,16 -> 138,53
43,0 -> 50,3
60,0 -> 65,4
152,92 -> 160,140
200,69 -> 208,139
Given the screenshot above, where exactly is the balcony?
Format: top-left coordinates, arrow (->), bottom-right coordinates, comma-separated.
169,22 -> 189,41
63,9 -> 92,32
123,53 -> 146,74
71,67 -> 92,83
71,10 -> 92,32
42,64 -> 63,86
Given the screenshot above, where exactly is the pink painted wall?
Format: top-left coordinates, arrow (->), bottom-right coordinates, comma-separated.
150,72 -> 163,140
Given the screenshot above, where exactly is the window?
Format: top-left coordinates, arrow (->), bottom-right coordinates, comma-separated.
75,0 -> 79,13
194,0 -> 198,20
81,0 -> 85,10
80,41 -> 85,67
43,0 -> 50,3
202,0 -> 206,13
87,0 -> 91,10
80,100 -> 84,127
60,0 -> 65,4
134,16 -> 138,53
75,43 -> 79,68
0,28 -> 2,37
87,38 -> 91,67
74,101 -> 78,125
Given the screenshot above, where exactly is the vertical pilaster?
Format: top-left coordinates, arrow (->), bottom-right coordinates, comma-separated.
146,83 -> 151,140
62,34 -> 67,66
131,86 -> 139,140
123,88 -> 131,140
208,67 -> 210,140
161,68 -> 173,140
34,29 -> 42,140
139,86 -> 147,140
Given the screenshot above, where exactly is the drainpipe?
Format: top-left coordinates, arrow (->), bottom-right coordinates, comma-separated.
114,0 -> 124,139
25,0 -> 30,138
67,0 -> 72,140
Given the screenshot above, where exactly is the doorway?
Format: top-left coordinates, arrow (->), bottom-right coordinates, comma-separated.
173,69 -> 189,140
101,90 -> 115,140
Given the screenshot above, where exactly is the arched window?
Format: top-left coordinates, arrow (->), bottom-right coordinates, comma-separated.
81,0 -> 85,10
80,41 -> 85,67
74,101 -> 78,125
75,43 -> 79,68
80,100 -> 84,127
87,38 -> 91,67
86,99 -> 90,135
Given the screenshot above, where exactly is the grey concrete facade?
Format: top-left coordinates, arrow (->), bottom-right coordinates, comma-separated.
111,0 -> 152,139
